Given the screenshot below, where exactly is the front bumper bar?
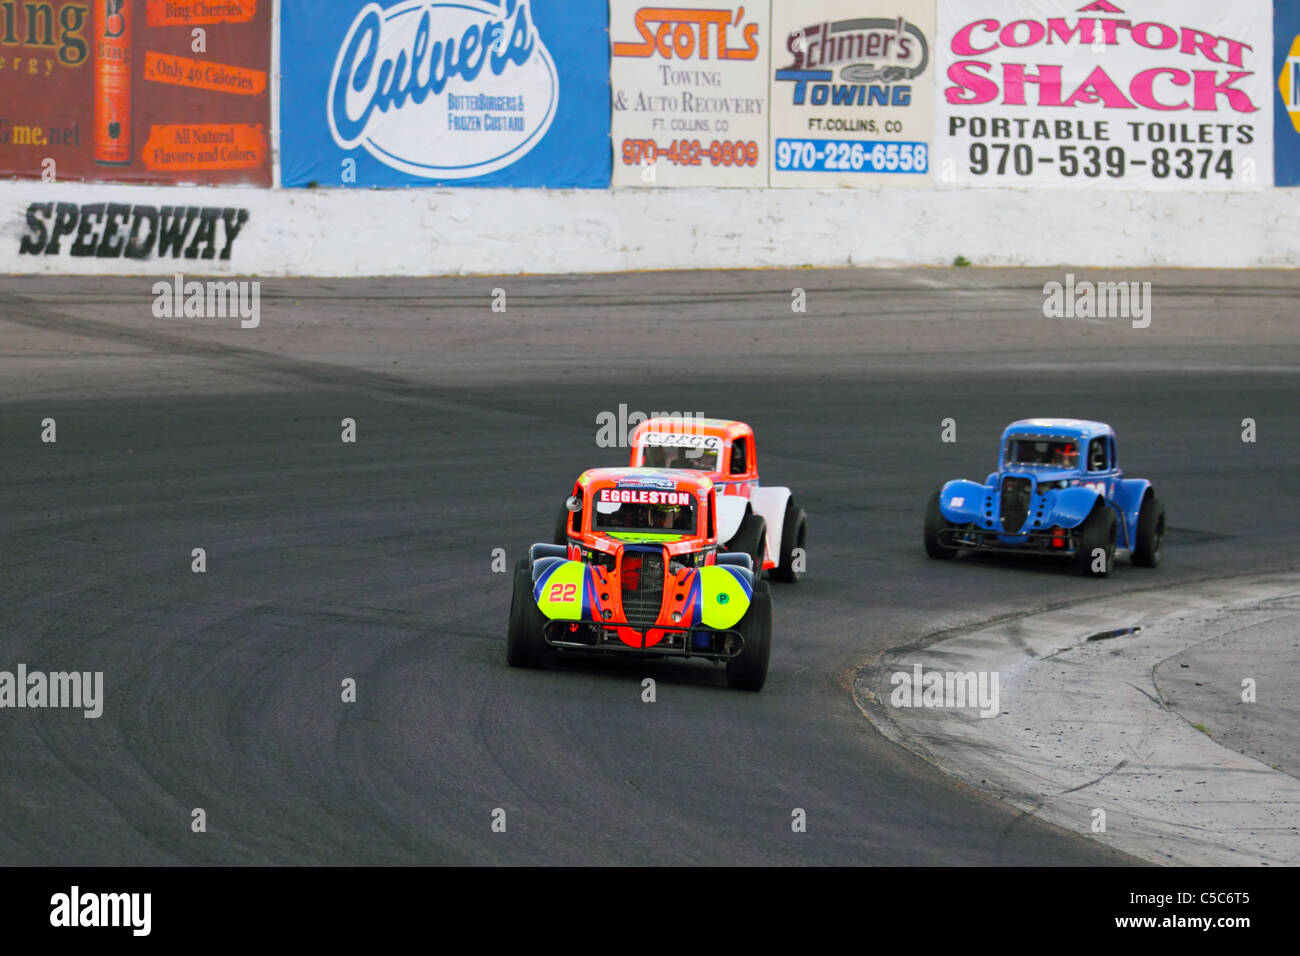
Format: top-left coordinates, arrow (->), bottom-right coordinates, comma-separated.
937,525 -> 1078,556
542,619 -> 744,660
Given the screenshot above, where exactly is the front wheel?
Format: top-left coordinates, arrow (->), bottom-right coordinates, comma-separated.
726,579 -> 772,691
1132,493 -> 1166,568
507,564 -> 549,667
1074,506 -> 1117,577
772,501 -> 807,583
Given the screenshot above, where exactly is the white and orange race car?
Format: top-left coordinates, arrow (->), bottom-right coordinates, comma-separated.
629,418 -> 807,582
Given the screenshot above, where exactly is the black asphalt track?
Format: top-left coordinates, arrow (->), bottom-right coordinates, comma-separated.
0,269 -> 1295,864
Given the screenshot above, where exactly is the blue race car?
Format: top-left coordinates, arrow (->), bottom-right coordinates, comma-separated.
924,419 -> 1166,577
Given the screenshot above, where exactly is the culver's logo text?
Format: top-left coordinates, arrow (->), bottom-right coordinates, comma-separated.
327,0 -> 558,179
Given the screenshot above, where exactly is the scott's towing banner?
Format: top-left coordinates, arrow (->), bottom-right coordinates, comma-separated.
1276,0 -> 1300,186
936,0 -> 1274,188
610,1 -> 770,187
769,1 -> 937,188
279,0 -> 611,188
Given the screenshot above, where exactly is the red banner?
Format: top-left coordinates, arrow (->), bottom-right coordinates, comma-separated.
0,0 -> 272,185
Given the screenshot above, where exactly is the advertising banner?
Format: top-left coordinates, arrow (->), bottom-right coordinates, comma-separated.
769,0 -> 937,188
0,0 -> 272,186
1276,1 -> 1300,186
610,1 -> 769,188
936,0 -> 1274,188
280,0 -> 611,189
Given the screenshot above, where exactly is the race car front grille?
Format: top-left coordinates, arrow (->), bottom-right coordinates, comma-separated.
620,550 -> 665,629
1000,476 -> 1032,533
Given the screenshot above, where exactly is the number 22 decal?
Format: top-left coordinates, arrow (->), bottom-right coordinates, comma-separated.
548,582 -> 577,602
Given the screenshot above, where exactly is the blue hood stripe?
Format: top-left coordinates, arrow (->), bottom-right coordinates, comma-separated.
533,560 -> 562,602
684,575 -> 702,627
719,564 -> 754,599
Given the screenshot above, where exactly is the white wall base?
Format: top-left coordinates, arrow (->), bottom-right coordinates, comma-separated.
4,180 -> 1296,276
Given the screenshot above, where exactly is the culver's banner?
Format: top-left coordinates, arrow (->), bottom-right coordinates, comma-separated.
936,0 -> 1274,188
610,1 -> 770,188
279,0 -> 611,188
768,1 -> 937,188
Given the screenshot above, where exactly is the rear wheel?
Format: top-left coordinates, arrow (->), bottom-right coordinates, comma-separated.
729,513 -> 768,578
725,579 -> 772,691
924,489 -> 956,559
1074,506 -> 1117,577
507,564 -> 549,667
1132,493 -> 1166,568
772,501 -> 807,583
552,505 -> 570,546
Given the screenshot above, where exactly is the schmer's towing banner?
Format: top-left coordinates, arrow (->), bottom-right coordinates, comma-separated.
0,0 -> 272,186
610,1 -> 770,188
936,0 -> 1275,188
279,0 -> 611,188
769,0 -> 937,188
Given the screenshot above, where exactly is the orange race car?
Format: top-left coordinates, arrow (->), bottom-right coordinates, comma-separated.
512,467 -> 773,690
552,418 -> 807,581
630,418 -> 807,582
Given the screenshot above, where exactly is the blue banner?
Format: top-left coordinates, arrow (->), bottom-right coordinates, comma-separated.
281,0 -> 610,188
1278,2 -> 1300,186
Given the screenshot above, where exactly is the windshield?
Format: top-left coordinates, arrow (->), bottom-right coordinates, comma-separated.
593,488 -> 697,534
1004,437 -> 1079,468
639,444 -> 721,472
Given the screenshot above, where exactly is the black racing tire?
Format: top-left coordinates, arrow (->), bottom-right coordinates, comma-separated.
924,489 -> 956,560
553,505 -> 570,546
507,564 -> 549,668
772,501 -> 807,583
1132,492 -> 1166,568
728,513 -> 768,578
725,579 -> 772,691
1074,505 -> 1117,577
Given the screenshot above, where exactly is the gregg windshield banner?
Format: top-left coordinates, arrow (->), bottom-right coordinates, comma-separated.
0,0 -> 272,185
936,0 -> 1274,188
768,1 -> 937,189
610,1 -> 769,188
1276,0 -> 1300,187
280,0 -> 611,188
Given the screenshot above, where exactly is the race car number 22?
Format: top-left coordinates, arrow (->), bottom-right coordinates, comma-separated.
548,583 -> 577,602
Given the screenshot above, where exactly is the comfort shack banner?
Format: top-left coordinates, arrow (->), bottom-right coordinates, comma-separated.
0,0 -> 272,186
935,0 -> 1274,188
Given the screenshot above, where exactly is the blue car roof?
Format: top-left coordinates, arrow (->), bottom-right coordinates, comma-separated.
1002,419 -> 1113,442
